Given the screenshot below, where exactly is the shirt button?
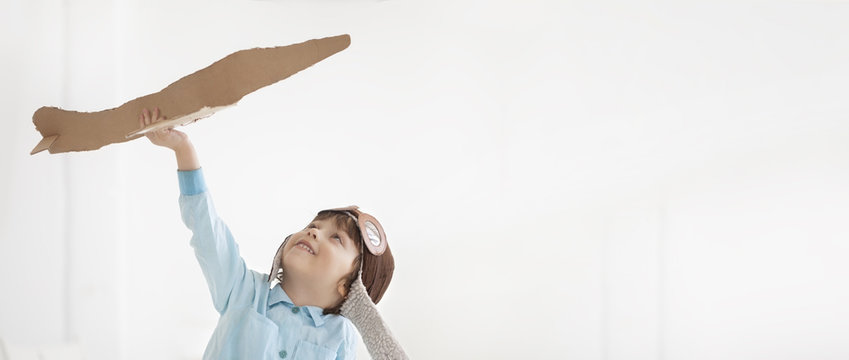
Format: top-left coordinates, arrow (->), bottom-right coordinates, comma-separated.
279,350 -> 287,358
291,307 -> 300,314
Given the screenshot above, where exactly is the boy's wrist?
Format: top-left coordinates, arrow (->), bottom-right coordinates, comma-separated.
173,139 -> 200,171
171,139 -> 192,153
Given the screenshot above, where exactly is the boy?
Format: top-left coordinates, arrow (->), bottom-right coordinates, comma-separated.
139,107 -> 406,359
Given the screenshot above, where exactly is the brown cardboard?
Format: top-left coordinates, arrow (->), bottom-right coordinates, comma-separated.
30,34 -> 351,155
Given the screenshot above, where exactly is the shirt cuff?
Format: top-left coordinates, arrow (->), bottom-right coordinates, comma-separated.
177,167 -> 207,195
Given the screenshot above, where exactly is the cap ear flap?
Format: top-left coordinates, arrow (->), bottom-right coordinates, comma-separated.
361,242 -> 395,304
268,234 -> 292,283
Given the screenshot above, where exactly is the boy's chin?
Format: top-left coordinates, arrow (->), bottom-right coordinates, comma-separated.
282,254 -> 313,274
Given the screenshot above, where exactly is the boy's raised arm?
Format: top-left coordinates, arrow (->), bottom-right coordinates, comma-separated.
140,107 -> 256,314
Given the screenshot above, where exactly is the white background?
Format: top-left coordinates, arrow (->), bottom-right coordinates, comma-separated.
2,0 -> 848,359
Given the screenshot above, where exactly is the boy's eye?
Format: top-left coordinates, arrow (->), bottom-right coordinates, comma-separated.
334,235 -> 343,244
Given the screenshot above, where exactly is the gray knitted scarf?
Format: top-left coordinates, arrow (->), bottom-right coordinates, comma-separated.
340,272 -> 409,359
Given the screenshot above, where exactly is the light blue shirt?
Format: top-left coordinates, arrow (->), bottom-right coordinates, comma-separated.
177,167 -> 359,360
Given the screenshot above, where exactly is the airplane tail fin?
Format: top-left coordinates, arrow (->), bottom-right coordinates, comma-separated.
31,135 -> 58,155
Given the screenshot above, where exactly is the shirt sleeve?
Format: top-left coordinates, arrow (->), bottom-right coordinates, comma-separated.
177,167 -> 257,314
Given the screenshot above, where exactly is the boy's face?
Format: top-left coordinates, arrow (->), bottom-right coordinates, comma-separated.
282,218 -> 361,297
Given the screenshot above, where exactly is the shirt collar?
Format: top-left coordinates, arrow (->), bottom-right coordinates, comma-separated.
268,283 -> 329,327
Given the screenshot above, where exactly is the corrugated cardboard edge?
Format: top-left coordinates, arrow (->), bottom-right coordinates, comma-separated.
124,104 -> 235,138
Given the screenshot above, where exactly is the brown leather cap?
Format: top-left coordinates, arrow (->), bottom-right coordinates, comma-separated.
320,205 -> 394,304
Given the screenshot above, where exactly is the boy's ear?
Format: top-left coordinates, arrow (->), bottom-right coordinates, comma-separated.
337,278 -> 348,298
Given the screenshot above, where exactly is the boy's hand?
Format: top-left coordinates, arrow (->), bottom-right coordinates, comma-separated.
139,107 -> 188,150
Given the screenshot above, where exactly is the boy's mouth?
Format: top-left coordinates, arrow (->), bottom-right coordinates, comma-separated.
295,240 -> 316,255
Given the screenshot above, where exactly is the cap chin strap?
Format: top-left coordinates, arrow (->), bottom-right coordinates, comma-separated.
267,235 -> 289,287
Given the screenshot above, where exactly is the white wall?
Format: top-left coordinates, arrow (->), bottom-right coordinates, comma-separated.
2,0 -> 848,359
0,0 -> 67,347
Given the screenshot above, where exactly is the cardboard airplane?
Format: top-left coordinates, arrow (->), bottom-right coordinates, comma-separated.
30,34 -> 351,155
